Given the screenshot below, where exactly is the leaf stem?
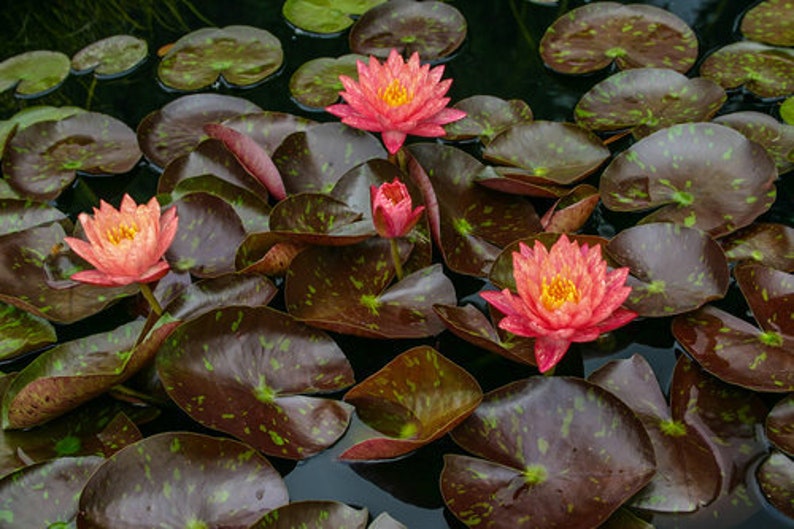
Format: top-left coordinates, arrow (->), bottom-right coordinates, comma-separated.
138,282 -> 163,316
390,238 -> 404,281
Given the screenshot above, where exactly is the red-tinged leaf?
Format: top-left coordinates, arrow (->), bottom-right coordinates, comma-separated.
734,262 -> 794,337
714,111 -> 794,175
720,222 -> 794,272
757,451 -> 794,520
540,184 -> 600,233
251,500 -> 368,529
269,193 -> 374,245
444,95 -> 533,144
768,394 -> 794,456
219,111 -> 316,157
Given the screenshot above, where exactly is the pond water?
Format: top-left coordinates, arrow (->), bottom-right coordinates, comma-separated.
1,0 -> 793,528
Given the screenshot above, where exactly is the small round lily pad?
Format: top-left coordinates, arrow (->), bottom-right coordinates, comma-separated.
740,0 -> 794,47
289,54 -> 364,109
71,35 -> 148,78
283,0 -> 386,35
0,50 -> 70,98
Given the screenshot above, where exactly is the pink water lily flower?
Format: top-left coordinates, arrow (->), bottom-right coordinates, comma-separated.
325,48 -> 467,155
481,235 -> 637,373
64,194 -> 178,286
371,178 -> 425,239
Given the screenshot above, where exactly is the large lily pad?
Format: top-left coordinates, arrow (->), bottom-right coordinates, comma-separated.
252,500 -> 369,528
699,42 -> 794,99
575,68 -> 726,138
349,0 -> 467,60
757,451 -> 794,520
768,394 -> 794,455
3,112 -> 142,201
443,95 -> 534,144
713,111 -> 794,175
0,198 -> 66,236
0,50 -> 70,97
283,0 -> 386,34
741,0 -> 794,48
605,223 -> 730,317
158,26 -> 283,91
443,376 -> 656,529
0,301 -> 56,361
156,306 -> 355,460
289,54 -> 364,109
218,111 -> 316,156
600,123 -> 777,237
71,35 -> 148,78
340,346 -> 482,460
77,432 -> 289,529
0,105 -> 84,159
269,193 -> 373,245
539,3 -> 698,75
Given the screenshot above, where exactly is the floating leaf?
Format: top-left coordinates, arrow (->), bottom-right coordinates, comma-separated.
444,95 -> 533,144
740,0 -> 794,47
0,301 -> 56,361
768,394 -> 794,455
782,96 -> 794,125
713,111 -> 794,175
71,35 -> 148,78
269,193 -> 373,245
172,175 -> 270,234
283,0 -> 386,34
539,3 -> 698,75
77,432 -> 289,528
735,262 -> 794,338
540,184 -> 600,233
252,500 -> 368,529
218,111 -> 316,156
0,105 -> 84,160
158,26 -> 283,91
699,42 -> 794,99
0,50 -> 70,97
341,346 -> 482,460
290,54 -> 364,109
757,451 -> 794,520
0,198 -> 66,236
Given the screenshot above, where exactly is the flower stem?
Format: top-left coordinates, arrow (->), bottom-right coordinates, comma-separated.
390,238 -> 404,281
138,282 -> 163,316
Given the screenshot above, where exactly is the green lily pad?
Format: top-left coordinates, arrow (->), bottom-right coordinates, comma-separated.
290,54 -> 365,109
0,301 -> 56,361
782,96 -> 794,125
539,3 -> 698,75
0,50 -> 70,97
700,42 -> 794,99
252,500 -> 368,529
757,451 -> 794,519
158,26 -> 283,91
443,95 -> 534,144
0,105 -> 84,160
71,34 -> 148,78
768,394 -> 794,455
720,222 -> 794,272
283,0 -> 386,34
740,0 -> 794,47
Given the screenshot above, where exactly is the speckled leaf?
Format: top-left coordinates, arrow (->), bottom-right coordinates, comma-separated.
539,3 -> 698,75
341,346 -> 482,460
0,302 -> 56,361
3,112 -> 142,201
0,198 -> 66,236
740,0 -> 794,47
540,184 -> 600,233
408,143 -> 542,277
274,123 -> 385,195
700,42 -> 794,98
284,0 -> 385,34
252,500 -> 368,529
138,93 -> 262,169
0,50 -> 70,97
475,168 -> 571,198
158,26 -> 282,91
736,261 -> 794,336
0,105 -> 84,160
349,1 -> 467,60
575,68 -> 726,139
443,376 -> 656,529
600,123 -> 778,237
71,35 -> 148,78
768,394 -> 794,455
589,354 -> 721,512
444,95 -> 534,144
269,193 -> 373,245
156,306 -> 354,460
290,54 -> 364,108
77,432 -> 289,529
483,121 -> 609,186
218,111 -> 316,157
714,111 -> 794,175
605,223 -> 729,317
0,455 -> 104,528
757,451 -> 794,519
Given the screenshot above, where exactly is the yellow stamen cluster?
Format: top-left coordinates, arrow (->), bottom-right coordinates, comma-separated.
540,274 -> 580,311
106,222 -> 139,245
379,79 -> 413,107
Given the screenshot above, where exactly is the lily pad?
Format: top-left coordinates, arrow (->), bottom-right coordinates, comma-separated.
290,54 -> 364,109
3,112 -> 142,201
71,35 -> 148,78
740,0 -> 794,47
539,3 -> 698,75
539,184 -> 600,233
575,68 -> 726,138
0,197 -> 67,236
782,96 -> 794,125
349,0 -> 467,60
253,501 -> 369,528
218,111 -> 316,156
340,346 -> 482,460
605,223 -> 730,317
599,123 -> 778,237
283,0 -> 386,34
158,26 -> 283,91
768,395 -> 794,456
0,301 -> 56,361
77,432 -> 289,528
0,105 -> 84,159
713,111 -> 794,175
699,42 -> 794,99
269,193 -> 373,245
720,222 -> 794,272
0,50 -> 70,97
757,451 -> 794,519
443,376 -> 656,529
443,95 -> 534,144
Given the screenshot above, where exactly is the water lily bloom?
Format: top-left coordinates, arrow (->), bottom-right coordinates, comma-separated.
371,178 -> 425,239
481,235 -> 637,373
325,48 -> 467,155
64,194 -> 178,287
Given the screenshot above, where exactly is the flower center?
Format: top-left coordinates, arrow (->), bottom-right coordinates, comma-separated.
540,274 -> 580,311
379,79 -> 413,107
106,222 -> 139,245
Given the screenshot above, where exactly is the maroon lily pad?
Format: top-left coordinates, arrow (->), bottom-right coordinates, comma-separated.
540,183 -> 600,233
289,54 -> 364,109
252,500 -> 368,528
0,105 -> 85,159
699,42 -> 794,99
158,26 -> 283,91
768,394 -> 794,455
736,262 -> 794,338
741,0 -> 794,46
137,93 -> 262,169
0,455 -> 104,528
269,193 -> 374,245
575,68 -> 726,139
349,1 -> 467,60
757,451 -> 794,519
605,223 -> 730,317
443,95 -> 534,144
340,346 -> 482,460
0,197 -> 67,236
71,35 -> 148,78
3,111 -> 142,201
0,301 -> 56,361
443,376 -> 656,529
77,432 -> 289,529
475,168 -> 571,198
0,50 -> 71,97
589,354 -> 721,512
539,3 -> 698,75
156,306 -> 354,460
219,111 -> 316,156
600,123 -> 778,237
714,111 -> 794,175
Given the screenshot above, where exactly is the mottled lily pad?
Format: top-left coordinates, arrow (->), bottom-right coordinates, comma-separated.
605,223 -> 730,317
0,50 -> 70,97
768,394 -> 794,455
3,111 -> 142,201
77,432 -> 289,528
740,0 -> 794,47
283,0 -> 386,34
575,68 -> 726,138
340,346 -> 482,460
71,35 -> 148,78
290,54 -> 364,109
158,26 -> 283,91
0,302 -> 56,361
720,222 -> 794,272
0,105 -> 84,160
0,198 -> 66,236
269,193 -> 373,245
218,111 -> 316,156
700,42 -> 794,99
539,3 -> 698,75
757,451 -> 794,519
539,184 -> 600,233
443,376 -> 656,529
349,1 -> 467,60
252,500 -> 368,529
600,123 -> 778,237
443,95 -> 534,144
713,111 -> 794,175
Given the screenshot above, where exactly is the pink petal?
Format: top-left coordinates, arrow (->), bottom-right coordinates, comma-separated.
534,337 -> 573,373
